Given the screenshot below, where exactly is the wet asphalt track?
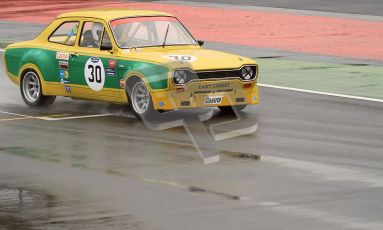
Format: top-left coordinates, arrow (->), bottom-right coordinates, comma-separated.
1,50 -> 383,229
1,1 -> 383,229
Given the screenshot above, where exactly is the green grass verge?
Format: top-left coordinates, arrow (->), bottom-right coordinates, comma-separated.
256,58 -> 383,99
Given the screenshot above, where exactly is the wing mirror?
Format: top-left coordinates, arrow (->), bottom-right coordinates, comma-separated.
198,40 -> 204,46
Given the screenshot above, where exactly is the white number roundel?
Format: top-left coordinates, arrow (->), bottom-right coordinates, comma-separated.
85,57 -> 105,91
164,55 -> 197,63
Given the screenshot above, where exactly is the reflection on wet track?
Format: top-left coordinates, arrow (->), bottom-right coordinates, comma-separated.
1,91 -> 383,229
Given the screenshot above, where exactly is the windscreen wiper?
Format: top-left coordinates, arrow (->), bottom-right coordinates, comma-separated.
162,24 -> 170,48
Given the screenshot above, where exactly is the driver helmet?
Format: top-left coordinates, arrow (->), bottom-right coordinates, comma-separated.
92,23 -> 103,41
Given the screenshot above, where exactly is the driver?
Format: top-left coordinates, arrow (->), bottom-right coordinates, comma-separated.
92,23 -> 103,43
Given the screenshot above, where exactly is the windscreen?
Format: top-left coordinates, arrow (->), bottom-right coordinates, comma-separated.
110,16 -> 197,48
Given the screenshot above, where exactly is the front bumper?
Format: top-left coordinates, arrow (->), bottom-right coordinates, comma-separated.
151,79 -> 259,110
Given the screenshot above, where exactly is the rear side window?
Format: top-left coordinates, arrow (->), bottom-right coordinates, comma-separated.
49,21 -> 79,46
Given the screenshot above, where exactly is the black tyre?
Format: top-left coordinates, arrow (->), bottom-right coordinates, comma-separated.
126,78 -> 156,120
218,104 -> 247,113
20,70 -> 56,107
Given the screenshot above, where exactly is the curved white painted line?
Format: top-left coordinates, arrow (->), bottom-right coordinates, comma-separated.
259,83 -> 383,103
211,122 -> 258,141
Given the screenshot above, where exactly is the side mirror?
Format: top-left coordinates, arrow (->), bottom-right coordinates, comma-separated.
100,43 -> 113,51
198,40 -> 204,46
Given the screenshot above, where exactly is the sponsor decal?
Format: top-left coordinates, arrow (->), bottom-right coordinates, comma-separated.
253,96 -> 257,101
91,57 -> 100,63
65,86 -> 71,93
164,55 -> 197,63
60,79 -> 70,84
59,61 -> 69,70
59,69 -> 69,79
56,52 -> 69,61
105,68 -> 116,77
199,82 -> 230,89
85,57 -> 105,91
59,69 -> 65,79
119,79 -> 125,89
204,96 -> 223,105
108,59 -> 116,68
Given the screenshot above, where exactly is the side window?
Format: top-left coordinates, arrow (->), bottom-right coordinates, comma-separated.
49,21 -> 79,46
79,22 -> 104,48
101,29 -> 112,48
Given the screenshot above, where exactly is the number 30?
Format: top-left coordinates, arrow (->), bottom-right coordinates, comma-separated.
88,65 -> 102,83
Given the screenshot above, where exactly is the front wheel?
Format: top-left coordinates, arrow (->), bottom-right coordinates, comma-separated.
127,79 -> 156,120
20,70 -> 56,106
218,104 -> 247,113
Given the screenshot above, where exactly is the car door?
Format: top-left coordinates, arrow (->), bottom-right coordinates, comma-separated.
46,20 -> 80,96
68,20 -> 120,101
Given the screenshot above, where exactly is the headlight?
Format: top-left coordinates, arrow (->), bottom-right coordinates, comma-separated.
173,70 -> 190,85
240,66 -> 257,81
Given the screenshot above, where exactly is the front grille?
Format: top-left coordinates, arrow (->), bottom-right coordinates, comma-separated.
174,66 -> 257,85
196,70 -> 241,80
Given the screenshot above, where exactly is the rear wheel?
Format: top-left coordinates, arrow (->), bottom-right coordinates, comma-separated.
21,70 -> 56,106
218,104 -> 247,113
127,79 -> 156,119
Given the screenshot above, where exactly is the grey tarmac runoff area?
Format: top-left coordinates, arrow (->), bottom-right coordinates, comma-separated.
160,0 -> 383,16
1,1 -> 383,230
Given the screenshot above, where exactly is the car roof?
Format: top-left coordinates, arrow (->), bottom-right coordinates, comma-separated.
57,9 -> 173,21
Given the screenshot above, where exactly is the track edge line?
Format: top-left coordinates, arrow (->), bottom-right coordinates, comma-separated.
258,83 -> 383,103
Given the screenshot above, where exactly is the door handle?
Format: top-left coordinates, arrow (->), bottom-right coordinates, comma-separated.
70,53 -> 78,58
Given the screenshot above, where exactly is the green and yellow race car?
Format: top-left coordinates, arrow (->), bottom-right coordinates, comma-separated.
3,9 -> 259,119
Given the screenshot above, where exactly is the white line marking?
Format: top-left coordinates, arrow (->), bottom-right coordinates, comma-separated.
0,117 -> 31,122
0,110 -> 36,119
203,155 -> 220,164
258,83 -> 383,103
0,110 -> 114,121
39,113 -> 114,121
211,122 -> 258,141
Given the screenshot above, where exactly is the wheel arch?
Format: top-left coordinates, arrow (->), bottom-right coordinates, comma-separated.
123,71 -> 153,93
123,73 -> 157,119
19,63 -> 48,95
